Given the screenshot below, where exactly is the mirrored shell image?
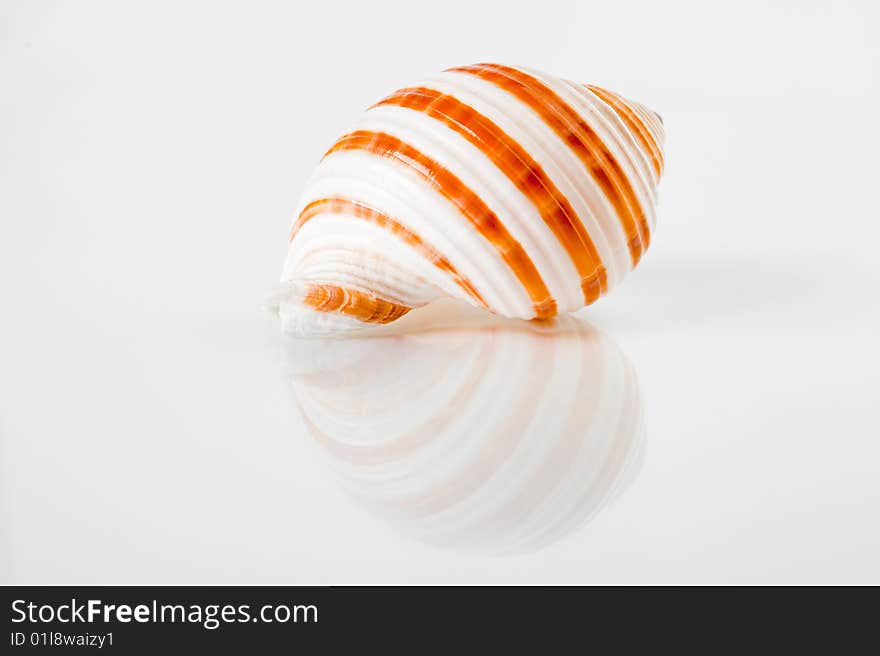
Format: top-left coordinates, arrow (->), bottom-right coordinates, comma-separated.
285,312 -> 644,553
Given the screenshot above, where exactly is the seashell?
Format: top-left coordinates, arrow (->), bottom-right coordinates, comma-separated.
276,63 -> 665,335
285,310 -> 644,554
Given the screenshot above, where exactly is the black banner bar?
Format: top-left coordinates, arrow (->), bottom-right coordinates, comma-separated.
1,586 -> 875,652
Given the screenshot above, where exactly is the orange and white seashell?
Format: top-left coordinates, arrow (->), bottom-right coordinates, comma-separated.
275,63 -> 665,335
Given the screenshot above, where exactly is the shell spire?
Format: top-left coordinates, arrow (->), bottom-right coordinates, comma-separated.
276,63 -> 665,335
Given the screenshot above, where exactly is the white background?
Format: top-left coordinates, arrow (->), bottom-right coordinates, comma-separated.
1,0 -> 879,583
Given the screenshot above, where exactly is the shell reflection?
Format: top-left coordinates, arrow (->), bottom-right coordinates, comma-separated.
287,314 -> 643,554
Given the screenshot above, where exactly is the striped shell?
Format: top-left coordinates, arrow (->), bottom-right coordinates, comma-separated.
277,63 -> 665,335
286,315 -> 643,553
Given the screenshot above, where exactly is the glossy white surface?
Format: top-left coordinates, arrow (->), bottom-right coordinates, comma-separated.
1,0 -> 879,583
